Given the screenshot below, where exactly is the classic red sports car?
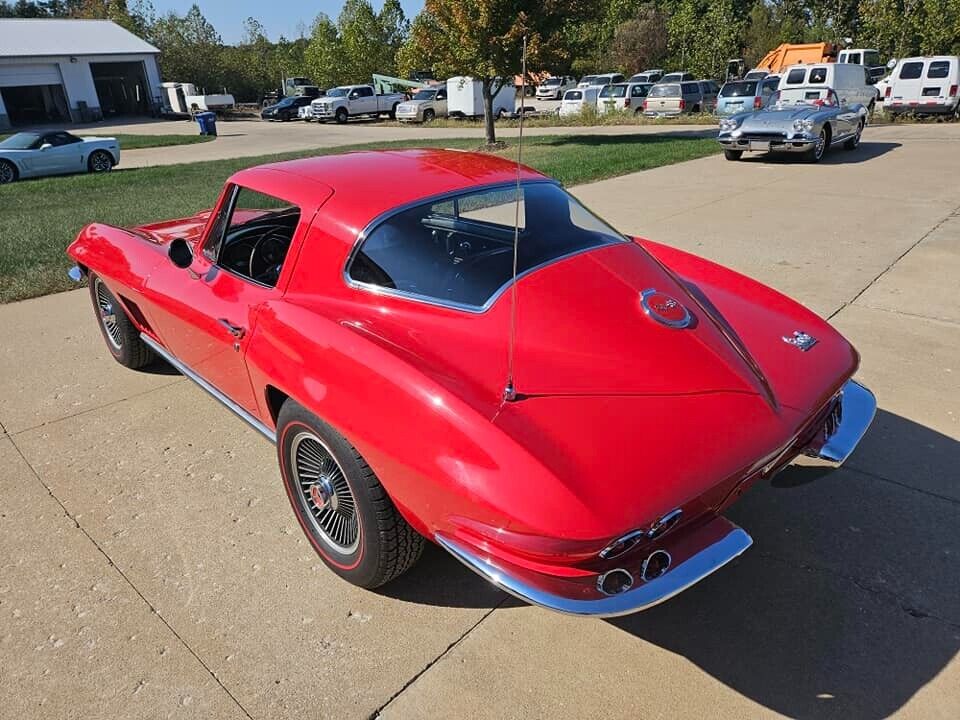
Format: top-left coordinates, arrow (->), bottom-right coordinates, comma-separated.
67,149 -> 876,616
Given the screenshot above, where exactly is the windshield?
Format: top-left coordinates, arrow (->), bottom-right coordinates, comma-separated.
542,78 -> 561,86
580,76 -> 597,85
649,84 -> 680,98
327,87 -> 349,97
769,87 -> 837,108
412,89 -> 436,101
720,81 -> 758,97
563,90 -> 583,100
348,182 -> 625,309
599,84 -> 627,98
0,132 -> 41,149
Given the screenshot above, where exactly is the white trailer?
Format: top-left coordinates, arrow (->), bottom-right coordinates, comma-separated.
445,77 -> 513,118
162,82 -> 235,114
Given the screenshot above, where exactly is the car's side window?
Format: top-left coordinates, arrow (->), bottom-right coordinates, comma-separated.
927,61 -> 949,79
786,68 -> 806,84
809,67 -> 828,84
205,186 -> 301,288
436,90 -> 447,100
358,87 -> 374,97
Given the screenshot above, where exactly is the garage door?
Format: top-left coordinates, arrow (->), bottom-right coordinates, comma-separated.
0,63 -> 62,88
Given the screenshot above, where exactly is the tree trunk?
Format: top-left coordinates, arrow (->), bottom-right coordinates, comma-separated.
482,77 -> 497,146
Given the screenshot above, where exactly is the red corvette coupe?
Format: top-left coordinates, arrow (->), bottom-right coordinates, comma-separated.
67,149 -> 875,616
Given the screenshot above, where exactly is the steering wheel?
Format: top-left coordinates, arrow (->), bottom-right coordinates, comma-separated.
249,228 -> 291,284
441,247 -> 514,299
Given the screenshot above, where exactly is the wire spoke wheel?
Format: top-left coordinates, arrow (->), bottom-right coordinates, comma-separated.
94,278 -> 123,350
815,129 -> 826,159
290,431 -> 360,554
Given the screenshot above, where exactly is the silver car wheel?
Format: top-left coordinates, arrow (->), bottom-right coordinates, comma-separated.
0,161 -> 15,184
94,277 -> 123,350
290,431 -> 360,554
814,129 -> 827,159
90,151 -> 112,173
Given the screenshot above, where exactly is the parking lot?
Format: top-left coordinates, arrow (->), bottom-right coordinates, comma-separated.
1,122 -> 958,719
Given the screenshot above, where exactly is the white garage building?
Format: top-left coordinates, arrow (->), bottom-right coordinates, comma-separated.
0,18 -> 161,130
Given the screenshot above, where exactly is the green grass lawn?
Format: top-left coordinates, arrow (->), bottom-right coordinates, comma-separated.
0,133 -> 214,149
0,133 -> 719,303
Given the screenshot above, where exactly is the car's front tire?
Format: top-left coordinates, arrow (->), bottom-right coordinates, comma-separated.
0,159 -> 17,184
805,127 -> 829,163
277,401 -> 424,589
88,150 -> 114,174
723,149 -> 743,161
335,107 -> 348,124
88,273 -> 153,368
423,109 -> 435,123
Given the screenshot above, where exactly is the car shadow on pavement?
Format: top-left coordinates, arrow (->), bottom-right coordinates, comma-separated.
608,408 -> 959,719
738,141 -> 901,165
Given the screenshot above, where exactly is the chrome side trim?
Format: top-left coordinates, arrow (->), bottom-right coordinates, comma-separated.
435,524 -> 753,618
140,333 -> 276,444
808,379 -> 876,465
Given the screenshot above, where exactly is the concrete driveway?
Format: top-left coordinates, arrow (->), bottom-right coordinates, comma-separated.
1,124 -> 958,719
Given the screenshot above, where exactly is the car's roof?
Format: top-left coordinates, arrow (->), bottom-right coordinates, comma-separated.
229,148 -> 547,228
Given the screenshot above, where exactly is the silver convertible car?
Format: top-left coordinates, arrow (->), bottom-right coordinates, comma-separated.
0,130 -> 119,184
717,87 -> 867,163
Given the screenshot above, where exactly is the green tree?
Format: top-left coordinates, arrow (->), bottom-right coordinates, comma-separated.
303,13 -> 343,88
404,0 -> 597,145
148,4 -> 223,92
609,3 -> 668,73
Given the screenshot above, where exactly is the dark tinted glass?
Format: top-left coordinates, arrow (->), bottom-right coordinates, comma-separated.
348,183 -> 624,309
786,68 -> 806,84
720,81 -> 757,97
900,62 -> 923,79
809,67 -> 828,84
928,61 -> 950,79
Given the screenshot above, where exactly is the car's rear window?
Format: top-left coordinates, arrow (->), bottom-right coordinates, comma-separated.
649,84 -> 679,97
681,82 -> 700,93
808,67 -> 828,84
900,62 -> 923,79
786,68 -> 807,84
720,81 -> 758,97
347,183 -> 624,310
564,90 -> 582,101
927,61 -> 950,79
600,84 -> 627,97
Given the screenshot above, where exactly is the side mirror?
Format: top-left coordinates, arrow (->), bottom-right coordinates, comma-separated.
168,237 -> 194,269
886,58 -> 898,70
40,143 -> 52,151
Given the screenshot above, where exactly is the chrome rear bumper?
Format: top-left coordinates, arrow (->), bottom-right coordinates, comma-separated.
803,379 -> 876,465
436,515 -> 752,617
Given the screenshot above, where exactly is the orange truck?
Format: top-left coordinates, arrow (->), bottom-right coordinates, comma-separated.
755,43 -> 840,74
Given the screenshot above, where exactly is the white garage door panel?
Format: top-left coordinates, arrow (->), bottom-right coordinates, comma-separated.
0,63 -> 62,87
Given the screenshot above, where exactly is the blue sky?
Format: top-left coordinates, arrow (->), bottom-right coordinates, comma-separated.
151,1 -> 425,43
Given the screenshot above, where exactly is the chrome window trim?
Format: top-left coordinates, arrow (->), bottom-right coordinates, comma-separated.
341,179 -> 627,314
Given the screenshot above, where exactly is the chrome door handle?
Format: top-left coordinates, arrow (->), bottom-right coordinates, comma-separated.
217,318 -> 246,338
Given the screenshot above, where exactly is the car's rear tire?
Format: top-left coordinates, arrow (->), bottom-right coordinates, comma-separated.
88,273 -> 153,368
88,150 -> 114,174
723,149 -> 743,161
805,127 -> 829,163
277,401 -> 424,589
389,103 -> 399,120
0,159 -> 17,184
844,120 -> 864,150
423,109 -> 435,123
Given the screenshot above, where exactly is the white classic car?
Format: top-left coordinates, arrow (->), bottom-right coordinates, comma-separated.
0,130 -> 118,184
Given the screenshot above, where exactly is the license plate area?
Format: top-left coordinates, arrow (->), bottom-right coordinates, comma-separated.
749,140 -> 771,151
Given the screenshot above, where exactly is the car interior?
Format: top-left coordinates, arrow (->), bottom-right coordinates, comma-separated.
217,200 -> 301,287
349,183 -> 622,308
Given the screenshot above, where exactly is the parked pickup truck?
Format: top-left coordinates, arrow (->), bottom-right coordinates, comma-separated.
310,85 -> 404,123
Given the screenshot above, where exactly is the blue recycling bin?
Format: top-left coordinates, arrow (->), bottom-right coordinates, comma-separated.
196,111 -> 217,136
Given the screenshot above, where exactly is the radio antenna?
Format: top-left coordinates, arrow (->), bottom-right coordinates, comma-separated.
503,35 -> 526,403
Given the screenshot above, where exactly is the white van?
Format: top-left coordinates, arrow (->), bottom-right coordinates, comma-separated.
838,48 -> 885,83
883,56 -> 960,118
778,63 -> 876,109
559,87 -> 599,116
445,76 -> 513,118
